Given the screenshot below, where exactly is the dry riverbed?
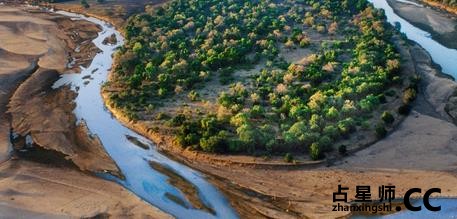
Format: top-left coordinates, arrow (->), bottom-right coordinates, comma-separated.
0,5 -> 169,218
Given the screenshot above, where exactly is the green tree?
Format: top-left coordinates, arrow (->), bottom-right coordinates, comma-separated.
80,0 -> 89,8
310,142 -> 321,160
381,111 -> 395,124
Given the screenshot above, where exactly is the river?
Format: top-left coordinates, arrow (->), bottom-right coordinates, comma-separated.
369,0 -> 457,78
49,0 -> 457,218
355,0 -> 457,218
52,11 -> 238,219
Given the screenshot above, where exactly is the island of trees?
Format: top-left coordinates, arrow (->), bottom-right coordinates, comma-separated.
105,0 -> 417,161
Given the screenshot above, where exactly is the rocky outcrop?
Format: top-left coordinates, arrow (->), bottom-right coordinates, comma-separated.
102,33 -> 117,45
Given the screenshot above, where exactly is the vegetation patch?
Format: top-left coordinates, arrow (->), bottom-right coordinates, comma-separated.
106,0 -> 417,160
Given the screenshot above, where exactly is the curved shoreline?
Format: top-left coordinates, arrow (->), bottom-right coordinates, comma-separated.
0,5 -> 172,218
100,2 -> 457,218
3,1 -> 457,218
53,9 -> 239,219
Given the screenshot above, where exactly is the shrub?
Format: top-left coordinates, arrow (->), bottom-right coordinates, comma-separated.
361,120 -> 371,130
199,131 -> 228,153
375,123 -> 387,138
284,153 -> 293,163
323,125 -> 339,139
80,0 -> 90,8
381,111 -> 395,124
319,135 -> 333,152
169,114 -> 187,126
228,139 -> 246,153
155,112 -> 170,120
402,88 -> 417,104
188,90 -> 199,101
338,118 -> 356,137
398,104 -> 411,115
326,107 -> 339,120
310,142 -> 321,160
250,105 -> 265,118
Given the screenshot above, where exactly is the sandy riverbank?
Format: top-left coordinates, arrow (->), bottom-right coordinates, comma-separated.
0,5 -> 170,218
388,0 -> 457,49
420,0 -> 457,15
0,159 -> 172,218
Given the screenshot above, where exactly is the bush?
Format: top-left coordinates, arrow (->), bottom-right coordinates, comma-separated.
361,120 -> 370,130
155,112 -> 170,120
284,153 -> 293,163
398,104 -> 411,115
318,135 -> 332,152
228,139 -> 246,153
375,123 -> 387,138
323,125 -> 339,139
80,0 -> 89,8
381,111 -> 395,124
250,105 -> 265,118
199,131 -> 228,153
188,90 -> 199,101
402,88 -> 417,104
310,142 -> 321,160
338,118 -> 356,137
169,114 -> 186,126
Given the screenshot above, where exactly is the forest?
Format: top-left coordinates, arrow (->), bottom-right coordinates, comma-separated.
107,0 -> 416,160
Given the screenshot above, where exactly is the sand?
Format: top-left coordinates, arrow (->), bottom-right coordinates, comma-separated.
0,6 -> 170,218
388,0 -> 457,49
0,159 -> 171,218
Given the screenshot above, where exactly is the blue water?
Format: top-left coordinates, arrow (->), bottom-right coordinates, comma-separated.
355,0 -> 457,218
52,11 -> 238,219
369,0 -> 457,78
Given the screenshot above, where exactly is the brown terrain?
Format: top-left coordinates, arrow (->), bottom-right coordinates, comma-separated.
46,0 -> 168,28
0,5 -> 169,218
